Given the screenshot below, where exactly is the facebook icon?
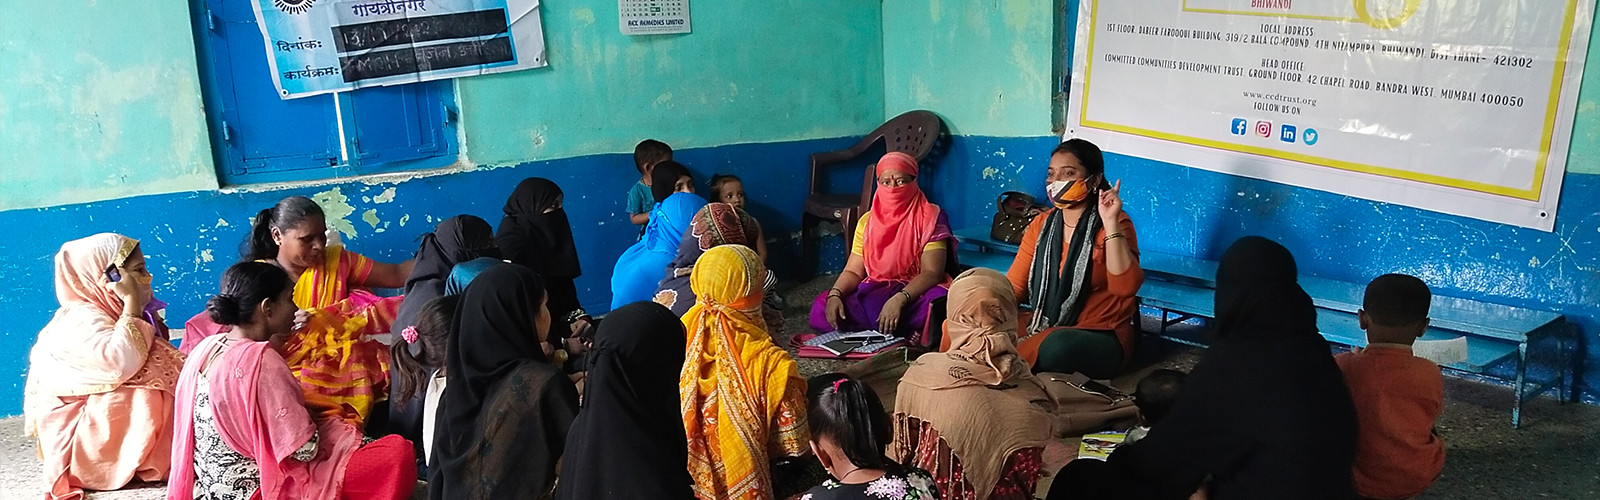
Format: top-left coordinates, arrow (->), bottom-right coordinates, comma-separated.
1280,124 -> 1297,143
1231,118 -> 1248,135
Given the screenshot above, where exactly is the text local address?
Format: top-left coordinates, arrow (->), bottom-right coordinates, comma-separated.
627,19 -> 685,27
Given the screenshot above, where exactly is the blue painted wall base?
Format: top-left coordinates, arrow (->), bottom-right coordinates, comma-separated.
4,134 -> 1598,416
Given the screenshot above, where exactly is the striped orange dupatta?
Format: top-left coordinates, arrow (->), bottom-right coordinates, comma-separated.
279,246 -> 400,426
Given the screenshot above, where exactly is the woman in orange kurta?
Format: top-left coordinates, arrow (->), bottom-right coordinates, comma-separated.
997,139 -> 1144,379
25,234 -> 185,500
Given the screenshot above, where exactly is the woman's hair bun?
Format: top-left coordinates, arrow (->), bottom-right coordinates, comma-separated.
206,294 -> 243,326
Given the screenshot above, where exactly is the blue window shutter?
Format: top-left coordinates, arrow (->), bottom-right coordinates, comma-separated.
345,80 -> 454,168
195,0 -> 458,184
200,0 -> 340,184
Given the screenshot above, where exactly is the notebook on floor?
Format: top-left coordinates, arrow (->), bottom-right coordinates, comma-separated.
797,330 -> 905,359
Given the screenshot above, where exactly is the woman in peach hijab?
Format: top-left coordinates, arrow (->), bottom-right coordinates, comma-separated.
24,233 -> 184,499
893,268 -> 1057,500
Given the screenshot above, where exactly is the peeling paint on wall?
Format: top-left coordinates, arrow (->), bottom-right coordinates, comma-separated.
311,187 -> 360,239
373,187 -> 397,203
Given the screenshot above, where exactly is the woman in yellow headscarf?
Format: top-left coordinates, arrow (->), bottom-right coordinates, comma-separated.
680,245 -> 810,500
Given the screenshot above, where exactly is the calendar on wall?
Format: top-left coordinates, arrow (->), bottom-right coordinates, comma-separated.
619,0 -> 691,35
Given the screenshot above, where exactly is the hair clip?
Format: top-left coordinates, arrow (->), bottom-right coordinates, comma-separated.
831,378 -> 848,393
401,326 -> 419,344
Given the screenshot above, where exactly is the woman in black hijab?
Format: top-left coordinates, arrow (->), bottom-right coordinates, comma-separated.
651,160 -> 693,204
554,302 -> 695,500
496,178 -> 592,352
1051,236 -> 1358,500
428,264 -> 580,499
395,215 -> 500,331
387,215 -> 498,443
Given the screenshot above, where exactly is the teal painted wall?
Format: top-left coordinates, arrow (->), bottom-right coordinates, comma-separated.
0,0 -> 887,211
0,0 -> 216,211
458,0 -> 887,165
1567,20 -> 1600,175
882,0 -> 1059,137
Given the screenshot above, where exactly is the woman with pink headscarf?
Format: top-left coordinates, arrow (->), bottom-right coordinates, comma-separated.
808,152 -> 953,341
24,233 -> 185,499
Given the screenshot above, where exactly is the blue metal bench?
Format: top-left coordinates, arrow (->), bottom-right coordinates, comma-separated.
1140,250 -> 1571,428
1138,280 -> 1521,372
954,227 -> 1021,254
952,227 -> 1022,272
955,226 -> 1574,428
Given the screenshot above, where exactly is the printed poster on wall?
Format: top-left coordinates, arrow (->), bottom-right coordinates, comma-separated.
252,0 -> 547,99
1066,0 -> 1596,231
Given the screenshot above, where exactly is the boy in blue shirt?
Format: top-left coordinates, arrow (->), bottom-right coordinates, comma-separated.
628,139 -> 673,228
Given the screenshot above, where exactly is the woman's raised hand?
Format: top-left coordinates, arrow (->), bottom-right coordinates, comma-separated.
1098,179 -> 1124,223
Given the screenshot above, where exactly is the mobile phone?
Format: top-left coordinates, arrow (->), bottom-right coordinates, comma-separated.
1079,379 -> 1121,397
104,264 -> 121,283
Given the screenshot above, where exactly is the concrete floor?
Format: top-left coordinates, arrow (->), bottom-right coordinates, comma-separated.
1,275 -> 1596,499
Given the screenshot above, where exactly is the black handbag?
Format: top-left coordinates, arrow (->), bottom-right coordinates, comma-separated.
991,191 -> 1046,245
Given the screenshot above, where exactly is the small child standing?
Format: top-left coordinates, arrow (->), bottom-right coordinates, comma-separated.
1125,368 -> 1186,445
1335,273 -> 1445,500
710,174 -> 769,261
628,140 -> 673,227
803,374 -> 939,500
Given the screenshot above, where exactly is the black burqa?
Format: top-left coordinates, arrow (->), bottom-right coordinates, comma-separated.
387,215 -> 498,445
1087,236 -> 1358,500
496,178 -> 585,340
394,214 -> 500,341
428,265 -> 580,500
554,302 -> 695,500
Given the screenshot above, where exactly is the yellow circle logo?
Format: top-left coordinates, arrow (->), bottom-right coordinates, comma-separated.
1353,0 -> 1422,29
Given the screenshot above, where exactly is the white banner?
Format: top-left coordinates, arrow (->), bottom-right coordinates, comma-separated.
252,0 -> 546,99
1067,0 -> 1595,230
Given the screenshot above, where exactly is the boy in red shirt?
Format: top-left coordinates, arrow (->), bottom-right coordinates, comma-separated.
1335,274 -> 1445,500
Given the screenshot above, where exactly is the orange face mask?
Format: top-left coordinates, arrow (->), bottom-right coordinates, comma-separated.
1047,179 -> 1092,207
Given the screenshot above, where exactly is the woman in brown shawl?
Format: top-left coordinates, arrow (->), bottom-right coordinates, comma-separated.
893,268 -> 1057,500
